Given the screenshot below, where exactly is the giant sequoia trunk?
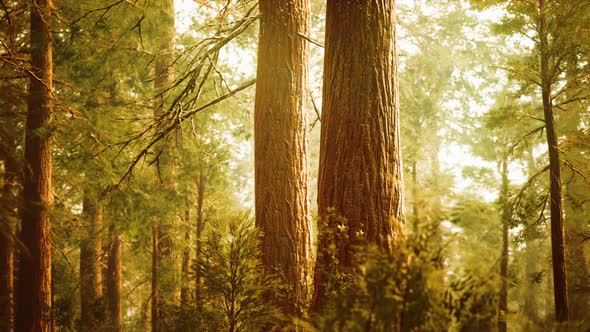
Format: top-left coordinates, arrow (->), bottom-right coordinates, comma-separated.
539,0 -> 569,322
80,196 -> 103,330
312,0 -> 405,313
498,158 -> 509,332
15,1 -> 54,330
106,223 -> 122,331
0,146 -> 18,332
254,0 -> 312,315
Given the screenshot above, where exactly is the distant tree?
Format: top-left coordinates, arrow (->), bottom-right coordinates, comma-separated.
312,0 -> 405,313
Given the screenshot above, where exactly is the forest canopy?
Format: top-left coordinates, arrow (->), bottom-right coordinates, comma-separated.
0,0 -> 589,331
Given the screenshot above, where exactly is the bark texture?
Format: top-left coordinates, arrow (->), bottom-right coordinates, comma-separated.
254,0 -> 312,315
16,1 -> 54,330
180,206 -> 191,307
539,0 -> 569,321
312,0 -> 405,313
106,223 -> 122,331
80,195 -> 103,330
194,170 -> 205,304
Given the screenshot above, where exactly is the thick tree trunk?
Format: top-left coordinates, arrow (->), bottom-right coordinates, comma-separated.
498,158 -> 509,332
80,195 -> 103,330
15,1 -> 54,330
106,223 -> 122,331
539,0 -> 569,322
254,0 -> 312,316
0,149 -> 18,332
194,170 -> 205,305
312,0 -> 405,314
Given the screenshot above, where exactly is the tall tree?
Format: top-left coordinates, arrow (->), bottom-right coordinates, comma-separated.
498,156 -> 510,332
80,194 -> 104,330
15,0 -> 54,330
312,0 -> 405,313
106,222 -> 122,331
254,0 -> 312,315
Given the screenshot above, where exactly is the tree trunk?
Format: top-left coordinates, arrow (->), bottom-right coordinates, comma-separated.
523,147 -> 539,326
254,0 -> 312,316
180,205 -> 191,308
15,0 -> 54,330
411,160 -> 420,233
106,223 -> 122,331
498,157 -> 509,332
80,195 -> 103,330
539,0 -> 569,322
562,55 -> 590,323
151,223 -> 160,332
151,1 -> 177,328
312,0 -> 405,314
0,147 -> 18,332
194,170 -> 205,305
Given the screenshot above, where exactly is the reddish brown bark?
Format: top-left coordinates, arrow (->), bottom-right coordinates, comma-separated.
311,0 -> 405,313
539,0 -> 569,322
80,195 -> 103,330
15,0 -> 54,330
254,0 -> 312,315
106,223 -> 122,331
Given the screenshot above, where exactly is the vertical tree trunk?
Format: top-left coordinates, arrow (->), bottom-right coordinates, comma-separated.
523,147 -> 539,326
254,0 -> 312,316
106,223 -> 122,332
180,205 -> 191,307
312,0 -> 404,313
80,195 -> 103,330
498,157 -> 509,332
151,223 -> 160,332
539,0 -> 569,322
151,1 -> 176,328
194,170 -> 205,305
16,0 -> 54,330
0,150 -> 17,332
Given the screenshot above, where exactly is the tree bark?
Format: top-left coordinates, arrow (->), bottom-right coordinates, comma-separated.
498,157 -> 509,332
15,0 -> 54,330
0,147 -> 18,332
151,223 -> 160,332
106,222 -> 122,332
539,0 -> 569,322
254,0 -> 312,316
80,195 -> 104,330
312,0 -> 405,314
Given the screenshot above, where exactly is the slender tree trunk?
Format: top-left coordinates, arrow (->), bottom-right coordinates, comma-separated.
498,157 -> 510,332
151,2 -> 176,328
80,195 -> 103,330
180,205 -> 191,307
523,147 -> 539,325
194,170 -> 205,305
106,223 -> 122,332
254,0 -> 312,316
411,160 -> 420,233
312,0 -> 404,314
0,150 -> 18,332
16,1 -> 54,330
151,223 -> 160,332
539,0 -> 569,322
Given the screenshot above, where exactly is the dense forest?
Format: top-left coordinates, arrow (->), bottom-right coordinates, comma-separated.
0,0 -> 589,331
